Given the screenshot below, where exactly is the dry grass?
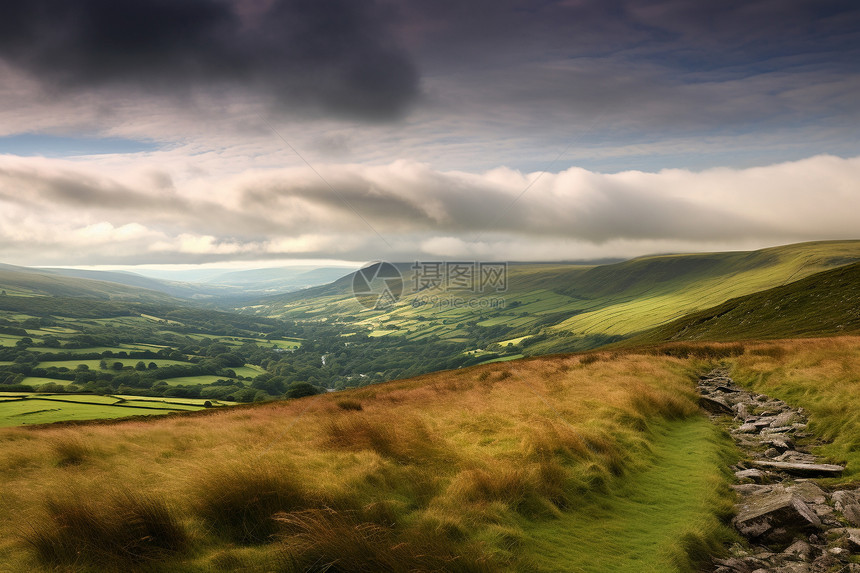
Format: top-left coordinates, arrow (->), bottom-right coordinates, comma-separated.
0,350 -> 731,571
25,487 -> 187,569
193,460 -> 311,544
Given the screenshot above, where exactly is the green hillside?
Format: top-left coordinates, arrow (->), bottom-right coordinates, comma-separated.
624,261 -> 860,344
0,265 -> 180,303
244,240 -> 860,355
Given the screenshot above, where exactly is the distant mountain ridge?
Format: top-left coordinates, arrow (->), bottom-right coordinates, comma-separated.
0,264 -> 359,302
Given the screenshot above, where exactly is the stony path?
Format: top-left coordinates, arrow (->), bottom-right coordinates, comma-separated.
698,367 -> 860,573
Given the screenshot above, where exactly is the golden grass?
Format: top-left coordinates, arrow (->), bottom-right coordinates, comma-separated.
0,351 -> 726,571
24,486 -> 187,569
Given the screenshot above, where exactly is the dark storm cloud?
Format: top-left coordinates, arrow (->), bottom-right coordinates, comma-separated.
401,0 -> 860,71
0,0 -> 417,120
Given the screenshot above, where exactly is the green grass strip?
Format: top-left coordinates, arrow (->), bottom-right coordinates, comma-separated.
524,417 -> 737,572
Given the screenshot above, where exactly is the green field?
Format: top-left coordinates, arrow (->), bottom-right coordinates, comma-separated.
21,377 -> 75,387
231,364 -> 265,377
0,393 -> 223,427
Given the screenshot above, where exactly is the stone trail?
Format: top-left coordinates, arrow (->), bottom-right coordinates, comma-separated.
698,368 -> 860,573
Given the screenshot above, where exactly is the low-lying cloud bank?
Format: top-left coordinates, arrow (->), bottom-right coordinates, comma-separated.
1,153 -> 858,266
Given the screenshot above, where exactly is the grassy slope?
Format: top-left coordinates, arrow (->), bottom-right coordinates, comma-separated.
729,336 -> 860,482
626,261 -> 860,345
0,352 -> 736,572
246,241 -> 860,352
548,239 -> 860,337
0,267 -> 179,302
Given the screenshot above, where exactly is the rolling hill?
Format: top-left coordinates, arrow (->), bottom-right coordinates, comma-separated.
0,264 -> 182,303
624,261 -> 860,344
242,240 -> 860,355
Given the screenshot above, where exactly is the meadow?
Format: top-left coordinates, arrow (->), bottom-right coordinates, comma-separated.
0,350 -> 737,572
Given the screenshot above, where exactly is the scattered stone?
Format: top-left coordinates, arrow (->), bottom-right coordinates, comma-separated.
697,367 -> 860,572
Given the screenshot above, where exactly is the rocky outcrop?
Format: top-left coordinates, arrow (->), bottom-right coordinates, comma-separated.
699,368 -> 860,572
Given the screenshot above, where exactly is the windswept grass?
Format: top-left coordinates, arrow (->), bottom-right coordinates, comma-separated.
0,351 -> 739,571
730,335 -> 860,481
25,487 -> 187,569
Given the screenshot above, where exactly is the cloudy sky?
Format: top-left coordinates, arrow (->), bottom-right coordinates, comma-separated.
1,0 -> 859,269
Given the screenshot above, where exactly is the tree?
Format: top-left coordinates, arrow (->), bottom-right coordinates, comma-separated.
135,361 -> 147,371
285,382 -> 320,399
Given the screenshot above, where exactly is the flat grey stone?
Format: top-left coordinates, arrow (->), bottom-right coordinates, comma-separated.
736,468 -> 767,482
751,460 -> 844,477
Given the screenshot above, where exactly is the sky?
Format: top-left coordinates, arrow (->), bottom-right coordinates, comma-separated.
1,0 -> 859,269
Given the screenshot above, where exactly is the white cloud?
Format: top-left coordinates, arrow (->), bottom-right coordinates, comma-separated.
0,152 -> 858,266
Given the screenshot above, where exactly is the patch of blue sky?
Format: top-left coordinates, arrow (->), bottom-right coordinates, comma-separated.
0,134 -> 159,157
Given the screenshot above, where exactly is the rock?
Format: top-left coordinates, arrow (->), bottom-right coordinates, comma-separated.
770,411 -> 797,427
843,504 -> 860,526
713,557 -> 756,572
778,563 -> 812,573
791,482 -> 828,505
763,437 -> 793,451
832,491 -> 860,526
700,395 -> 735,414
733,483 -> 774,495
751,460 -> 844,477
764,447 -> 780,458
762,426 -> 794,434
736,468 -> 768,482
783,539 -> 812,560
775,451 -> 818,464
716,385 -> 740,393
737,423 -> 759,433
846,528 -> 860,550
734,489 -> 821,545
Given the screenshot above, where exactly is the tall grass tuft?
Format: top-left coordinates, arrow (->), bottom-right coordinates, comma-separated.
276,507 -> 493,572
324,413 -> 447,464
193,461 -> 310,544
25,488 -> 187,568
49,433 -> 94,466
